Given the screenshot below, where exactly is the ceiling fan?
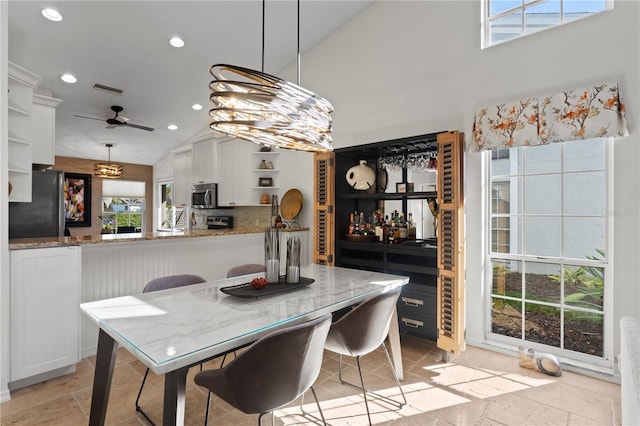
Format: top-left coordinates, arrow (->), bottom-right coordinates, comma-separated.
74,105 -> 154,132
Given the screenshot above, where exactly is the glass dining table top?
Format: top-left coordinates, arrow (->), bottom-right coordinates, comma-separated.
80,264 -> 409,374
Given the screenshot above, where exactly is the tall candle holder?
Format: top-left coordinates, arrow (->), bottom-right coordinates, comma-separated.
264,227 -> 280,283
286,236 -> 301,283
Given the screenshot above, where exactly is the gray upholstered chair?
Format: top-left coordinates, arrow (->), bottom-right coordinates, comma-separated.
324,286 -> 406,425
194,314 -> 332,426
226,263 -> 266,278
135,274 -> 206,425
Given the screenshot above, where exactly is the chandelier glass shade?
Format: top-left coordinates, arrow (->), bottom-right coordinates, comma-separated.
94,144 -> 123,179
209,64 -> 333,152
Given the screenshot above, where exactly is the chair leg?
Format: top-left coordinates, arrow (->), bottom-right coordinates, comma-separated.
204,391 -> 211,426
355,356 -> 373,426
135,367 -> 156,426
299,387 -> 327,425
381,341 -> 407,406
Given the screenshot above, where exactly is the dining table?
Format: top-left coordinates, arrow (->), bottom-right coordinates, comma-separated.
80,264 -> 410,426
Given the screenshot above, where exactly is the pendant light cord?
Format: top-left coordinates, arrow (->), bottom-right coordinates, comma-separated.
262,0 -> 265,73
297,0 -> 300,86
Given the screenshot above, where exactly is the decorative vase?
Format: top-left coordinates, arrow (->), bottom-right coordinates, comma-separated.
346,160 -> 376,190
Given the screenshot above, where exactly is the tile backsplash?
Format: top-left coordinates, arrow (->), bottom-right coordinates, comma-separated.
190,206 -> 275,230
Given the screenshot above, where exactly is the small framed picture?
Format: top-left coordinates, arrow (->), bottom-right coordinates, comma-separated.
259,177 -> 273,187
406,182 -> 414,192
396,182 -> 407,193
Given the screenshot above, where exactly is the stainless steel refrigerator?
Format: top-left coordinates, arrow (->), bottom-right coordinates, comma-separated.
9,170 -> 65,239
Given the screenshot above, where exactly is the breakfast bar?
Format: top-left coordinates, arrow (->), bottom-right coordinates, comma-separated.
81,264 -> 409,426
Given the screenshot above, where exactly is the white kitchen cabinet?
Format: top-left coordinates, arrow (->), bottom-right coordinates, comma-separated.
32,94 -> 62,167
172,146 -> 193,206
10,246 -> 81,381
8,62 -> 40,202
191,135 -> 218,184
217,139 -> 254,206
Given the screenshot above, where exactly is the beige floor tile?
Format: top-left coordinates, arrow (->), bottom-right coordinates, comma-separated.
0,335 -> 621,426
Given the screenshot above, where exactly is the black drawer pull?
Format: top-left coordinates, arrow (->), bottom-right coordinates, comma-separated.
402,317 -> 424,328
401,296 -> 424,307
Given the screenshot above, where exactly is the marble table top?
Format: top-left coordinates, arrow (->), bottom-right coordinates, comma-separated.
80,264 -> 409,374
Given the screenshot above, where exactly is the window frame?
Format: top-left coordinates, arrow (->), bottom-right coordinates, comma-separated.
484,138 -> 614,372
482,0 -> 613,49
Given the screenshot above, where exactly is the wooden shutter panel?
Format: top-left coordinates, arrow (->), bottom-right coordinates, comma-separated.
436,131 -> 465,355
313,152 -> 334,265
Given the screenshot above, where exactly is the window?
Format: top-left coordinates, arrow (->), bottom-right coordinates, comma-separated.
101,180 -> 145,234
488,139 -> 610,364
483,0 -> 611,48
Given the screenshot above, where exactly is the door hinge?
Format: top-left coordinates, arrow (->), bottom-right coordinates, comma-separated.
327,254 -> 333,263
328,205 -> 333,214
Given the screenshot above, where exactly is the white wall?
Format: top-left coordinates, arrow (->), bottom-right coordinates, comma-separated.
285,0 -> 639,371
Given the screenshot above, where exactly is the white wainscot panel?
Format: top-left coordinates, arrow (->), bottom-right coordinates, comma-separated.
80,234 -> 263,356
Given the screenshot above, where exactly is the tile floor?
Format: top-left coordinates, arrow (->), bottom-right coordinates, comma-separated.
0,335 -> 621,425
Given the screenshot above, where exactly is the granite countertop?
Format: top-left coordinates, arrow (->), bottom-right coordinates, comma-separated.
9,227 -> 309,250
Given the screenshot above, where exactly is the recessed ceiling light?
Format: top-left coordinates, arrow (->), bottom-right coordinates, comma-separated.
168,124 -> 178,131
169,36 -> 184,48
42,8 -> 63,22
192,104 -> 203,111
61,73 -> 77,83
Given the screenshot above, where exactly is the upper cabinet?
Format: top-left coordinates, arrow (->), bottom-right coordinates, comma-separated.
217,139 -> 254,206
171,145 -> 193,207
191,134 -> 219,184
32,93 -> 62,167
8,62 -> 41,202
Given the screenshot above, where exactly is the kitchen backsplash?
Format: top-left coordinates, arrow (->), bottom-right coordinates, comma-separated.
191,206 -> 275,230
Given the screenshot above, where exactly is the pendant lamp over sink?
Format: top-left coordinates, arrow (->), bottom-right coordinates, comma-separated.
94,143 -> 123,179
209,0 -> 333,153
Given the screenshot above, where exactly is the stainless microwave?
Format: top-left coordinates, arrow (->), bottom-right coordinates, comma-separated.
192,183 -> 217,209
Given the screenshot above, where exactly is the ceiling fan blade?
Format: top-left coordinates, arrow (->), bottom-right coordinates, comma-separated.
105,124 -> 118,129
74,114 -> 106,122
124,122 -> 155,132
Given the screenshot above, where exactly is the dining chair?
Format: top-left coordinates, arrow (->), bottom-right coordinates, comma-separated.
194,314 -> 332,426
324,286 -> 406,425
135,273 -> 206,425
226,263 -> 266,278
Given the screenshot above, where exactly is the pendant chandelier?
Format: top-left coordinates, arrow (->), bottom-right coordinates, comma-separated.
209,0 -> 333,152
94,143 -> 123,179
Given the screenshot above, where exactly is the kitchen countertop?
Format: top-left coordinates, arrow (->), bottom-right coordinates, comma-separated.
8,227 -> 309,250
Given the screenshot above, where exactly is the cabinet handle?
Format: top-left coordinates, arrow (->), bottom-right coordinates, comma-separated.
402,317 -> 423,328
402,297 -> 424,307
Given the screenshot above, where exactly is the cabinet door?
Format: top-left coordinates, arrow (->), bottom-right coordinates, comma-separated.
173,149 -> 193,206
217,140 -> 235,206
217,139 -> 253,206
10,247 -> 81,381
191,139 -> 217,184
232,140 -> 254,205
32,95 -> 61,166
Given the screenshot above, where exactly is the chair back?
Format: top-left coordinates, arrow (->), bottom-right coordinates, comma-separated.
226,263 -> 266,278
325,286 -> 402,357
194,314 -> 332,414
143,274 -> 206,293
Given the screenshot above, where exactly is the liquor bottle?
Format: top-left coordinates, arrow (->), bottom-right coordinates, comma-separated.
383,215 -> 390,244
388,218 -> 397,244
348,213 -> 355,235
398,213 -> 408,241
353,211 -> 362,235
407,212 -> 417,240
374,210 -> 383,242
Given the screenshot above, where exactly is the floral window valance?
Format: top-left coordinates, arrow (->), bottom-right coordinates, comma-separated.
471,82 -> 628,152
